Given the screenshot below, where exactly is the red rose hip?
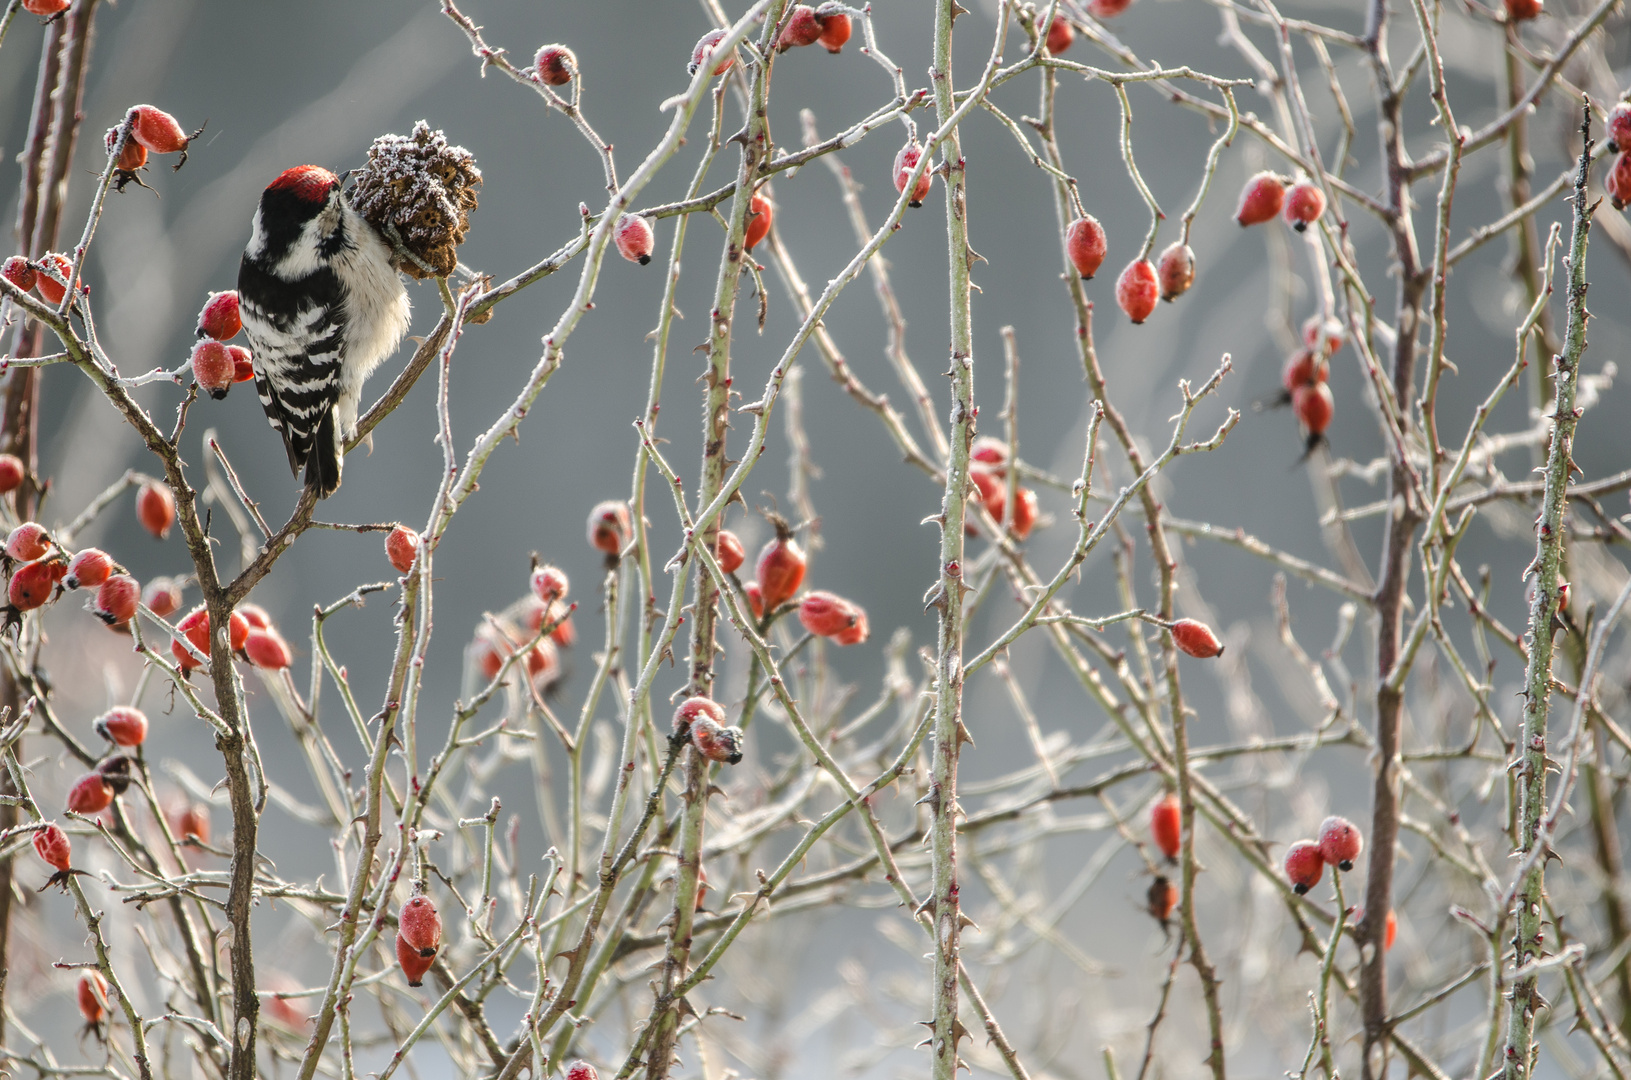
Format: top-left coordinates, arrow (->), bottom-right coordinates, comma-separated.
67,773 -> 115,815
1156,242 -> 1195,301
93,574 -> 140,626
1293,382 -> 1334,437
1171,618 -> 1223,658
1150,793 -> 1180,861
1283,180 -> 1326,232
33,253 -> 70,305
1317,815 -> 1363,870
94,706 -> 148,748
137,480 -> 175,539
531,564 -> 569,603
894,141 -> 932,208
34,822 -> 71,873
192,340 -> 235,400
755,516 -> 806,610
689,28 -> 735,77
745,191 -> 772,253
1,257 -> 35,294
1065,215 -> 1107,279
714,529 -> 745,574
533,44 -> 576,86
1284,839 -> 1324,894
196,291 -> 242,341
778,5 -> 822,50
1116,259 -> 1158,324
587,500 -> 632,556
130,105 -> 190,154
1045,15 -> 1073,52
0,454 -> 22,494
6,522 -> 51,561
614,216 -> 655,265
385,526 -> 419,574
814,3 -> 851,52
396,932 -> 433,987
1235,171 -> 1285,227
798,590 -> 867,643
245,628 -> 293,670
65,548 -> 115,590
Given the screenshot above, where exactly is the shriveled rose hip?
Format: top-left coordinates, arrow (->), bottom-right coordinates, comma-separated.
385,525 -> 419,573
142,577 -> 181,619
0,454 -> 22,494
894,141 -> 932,208
714,529 -> 745,574
587,500 -> 632,556
1066,215 -> 1108,280
192,340 -> 235,400
673,695 -> 727,737
10,559 -> 65,610
814,3 -> 851,52
1235,172 -> 1285,227
778,4 -> 823,49
745,191 -> 772,253
1171,617 -> 1223,658
1284,839 -> 1324,894
65,548 -> 115,590
6,522 -> 52,561
533,44 -> 577,86
614,216 -> 655,265
1045,14 -> 1073,52
94,706 -> 148,748
755,515 -> 806,609
689,715 -> 745,764
1146,874 -> 1176,923
1116,259 -> 1158,324
2,256 -> 37,294
798,590 -> 867,641
1150,793 -> 1180,861
93,574 -> 140,626
1283,179 -> 1326,232
33,253 -> 71,304
1156,242 -> 1195,301
137,480 -> 175,539
1317,815 -> 1363,870
689,28 -> 735,77
228,344 -> 255,382
130,104 -> 190,154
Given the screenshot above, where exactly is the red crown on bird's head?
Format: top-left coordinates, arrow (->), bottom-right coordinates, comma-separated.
268,165 -> 338,203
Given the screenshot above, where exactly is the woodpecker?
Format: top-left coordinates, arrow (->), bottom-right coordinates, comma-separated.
237,165 -> 410,498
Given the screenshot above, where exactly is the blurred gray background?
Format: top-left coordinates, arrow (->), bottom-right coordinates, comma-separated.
4,0 -> 1631,1076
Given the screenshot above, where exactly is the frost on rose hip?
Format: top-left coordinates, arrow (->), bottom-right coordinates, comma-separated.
689,28 -> 735,77
1065,216 -> 1108,280
67,772 -> 115,815
1156,242 -> 1195,301
745,191 -> 773,253
94,706 -> 148,748
673,695 -> 727,739
566,1061 -> 599,1080
1281,349 -> 1327,397
2,256 -> 37,294
689,715 -> 746,764
755,514 -> 806,610
533,44 -> 577,86
106,124 -> 147,171
1115,259 -> 1158,324
1609,102 -> 1631,151
192,340 -> 236,400
777,4 -> 823,50
1150,793 -> 1180,861
93,574 -> 140,626
1234,171 -> 1285,227
34,821 -> 79,891
1282,179 -> 1326,232
1317,815 -> 1363,870
1170,618 -> 1223,658
814,3 -> 851,52
23,0 -> 70,17
531,564 -> 569,604
1284,839 -> 1324,894
397,893 -> 443,987
1301,313 -> 1344,357
894,141 -> 932,208
614,215 -> 655,265
137,480 -> 176,539
141,576 -> 181,619
196,291 -> 241,341
6,522 -> 52,561
386,525 -> 420,574
65,548 -> 115,590
33,253 -> 71,304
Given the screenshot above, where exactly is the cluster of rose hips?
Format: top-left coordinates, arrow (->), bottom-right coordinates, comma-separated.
1282,815 -> 1397,949
967,438 -> 1039,539
1267,313 -> 1342,453
189,290 -> 255,399
775,3 -> 853,53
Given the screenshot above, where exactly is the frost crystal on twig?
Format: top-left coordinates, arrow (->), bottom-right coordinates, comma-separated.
349,120 -> 481,279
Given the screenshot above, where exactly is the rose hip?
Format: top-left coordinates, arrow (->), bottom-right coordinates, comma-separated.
1171,618 -> 1223,658
1150,793 -> 1180,861
1156,242 -> 1195,301
137,480 -> 175,539
614,216 -> 655,265
894,141 -> 932,208
755,516 -> 806,610
1235,172 -> 1285,227
1116,259 -> 1158,324
1317,815 -> 1363,870
1284,839 -> 1324,894
196,291 -> 242,341
1065,215 -> 1107,280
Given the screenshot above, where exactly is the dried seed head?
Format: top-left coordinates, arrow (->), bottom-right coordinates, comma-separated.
349,121 -> 481,279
